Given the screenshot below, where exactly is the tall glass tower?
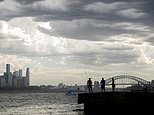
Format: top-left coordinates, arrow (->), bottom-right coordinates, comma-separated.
26,68 -> 30,86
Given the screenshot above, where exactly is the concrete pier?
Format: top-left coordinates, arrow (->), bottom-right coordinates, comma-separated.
78,92 -> 154,114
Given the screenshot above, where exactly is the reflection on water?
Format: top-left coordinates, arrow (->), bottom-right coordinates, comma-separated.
0,93 -> 84,115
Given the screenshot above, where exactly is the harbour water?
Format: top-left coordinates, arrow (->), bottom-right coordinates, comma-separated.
0,93 -> 84,115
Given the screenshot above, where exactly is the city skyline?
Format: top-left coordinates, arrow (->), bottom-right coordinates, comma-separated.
0,64 -> 30,88
0,0 -> 154,85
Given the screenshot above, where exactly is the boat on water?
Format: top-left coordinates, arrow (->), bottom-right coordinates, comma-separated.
66,90 -> 78,96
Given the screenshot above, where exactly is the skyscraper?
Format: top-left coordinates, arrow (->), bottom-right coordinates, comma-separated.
26,68 -> 30,86
19,69 -> 22,77
5,64 -> 12,87
6,64 -> 10,74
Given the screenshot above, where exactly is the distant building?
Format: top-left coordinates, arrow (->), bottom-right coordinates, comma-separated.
0,64 -> 30,88
0,75 -> 6,88
21,77 -> 27,87
151,80 -> 154,88
94,81 -> 100,89
5,64 -> 12,87
19,69 -> 22,77
58,83 -> 65,88
6,64 -> 10,73
26,68 -> 30,86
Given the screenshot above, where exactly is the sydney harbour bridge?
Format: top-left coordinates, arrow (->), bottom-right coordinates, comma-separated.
87,73 -> 153,90
104,75 -> 152,90
105,75 -> 150,86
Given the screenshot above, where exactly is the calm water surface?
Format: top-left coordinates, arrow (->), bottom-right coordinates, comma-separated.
0,93 -> 84,115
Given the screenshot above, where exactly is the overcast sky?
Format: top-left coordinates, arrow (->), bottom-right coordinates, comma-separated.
0,0 -> 154,85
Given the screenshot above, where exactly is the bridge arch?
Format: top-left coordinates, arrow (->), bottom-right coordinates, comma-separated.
105,75 -> 150,86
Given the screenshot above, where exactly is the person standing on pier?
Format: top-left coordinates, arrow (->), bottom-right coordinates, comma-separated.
87,78 -> 93,93
100,78 -> 105,92
111,77 -> 115,92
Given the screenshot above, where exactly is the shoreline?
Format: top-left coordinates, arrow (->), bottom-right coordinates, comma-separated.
0,89 -> 86,93
0,89 -> 68,93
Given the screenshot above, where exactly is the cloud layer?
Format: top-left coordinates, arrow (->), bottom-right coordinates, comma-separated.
0,0 -> 154,85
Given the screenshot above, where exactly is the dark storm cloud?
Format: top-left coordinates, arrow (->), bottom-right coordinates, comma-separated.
38,20 -> 125,41
0,0 -> 154,55
0,0 -> 153,43
30,0 -> 153,43
0,0 -> 152,29
38,19 -> 151,41
36,0 -> 148,20
15,0 -> 43,5
33,1 -> 137,21
0,0 -> 150,21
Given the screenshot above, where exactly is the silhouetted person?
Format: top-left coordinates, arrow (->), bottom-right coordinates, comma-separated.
100,78 -> 105,92
112,77 -> 115,92
87,78 -> 93,93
